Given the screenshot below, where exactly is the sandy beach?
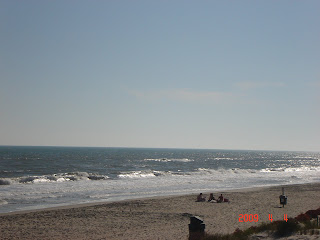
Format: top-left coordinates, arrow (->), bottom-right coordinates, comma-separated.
1,183 -> 320,240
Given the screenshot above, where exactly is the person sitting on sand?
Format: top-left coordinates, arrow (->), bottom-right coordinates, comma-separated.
208,193 -> 217,203
217,194 -> 224,203
208,193 -> 215,202
196,193 -> 206,202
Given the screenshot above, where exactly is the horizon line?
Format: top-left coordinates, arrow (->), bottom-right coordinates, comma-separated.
0,144 -> 318,153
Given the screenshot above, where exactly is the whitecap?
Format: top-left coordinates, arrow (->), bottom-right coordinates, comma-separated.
214,157 -> 234,160
144,158 -> 193,163
118,171 -> 161,178
33,178 -> 51,183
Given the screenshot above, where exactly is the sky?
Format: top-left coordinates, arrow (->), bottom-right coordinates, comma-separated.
1,0 -> 319,151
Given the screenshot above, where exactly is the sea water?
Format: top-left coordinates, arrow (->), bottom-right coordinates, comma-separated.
0,146 -> 319,213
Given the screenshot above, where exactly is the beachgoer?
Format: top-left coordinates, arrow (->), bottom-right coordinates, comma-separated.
208,193 -> 215,202
217,194 -> 224,203
196,193 -> 206,202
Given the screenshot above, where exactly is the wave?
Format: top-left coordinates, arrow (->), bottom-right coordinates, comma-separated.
118,166 -> 320,179
117,168 -> 261,179
260,166 -> 320,173
292,156 -> 319,160
0,172 -> 110,185
144,158 -> 193,162
2,166 -> 320,185
196,168 -> 259,175
214,158 -> 234,160
118,170 -> 167,178
196,166 -> 320,175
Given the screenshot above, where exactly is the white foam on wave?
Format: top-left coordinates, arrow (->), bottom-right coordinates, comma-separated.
196,168 -> 259,175
9,166 -> 319,186
144,158 -> 193,162
292,156 -> 318,160
56,177 -> 69,182
7,172 -> 110,185
214,157 -> 234,160
2,165 -> 320,214
118,170 -> 163,178
260,166 -> 320,173
33,178 -> 51,183
117,168 -> 255,179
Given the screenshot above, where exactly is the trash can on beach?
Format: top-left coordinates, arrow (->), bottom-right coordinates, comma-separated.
189,216 -> 205,240
279,195 -> 287,207
279,187 -> 287,208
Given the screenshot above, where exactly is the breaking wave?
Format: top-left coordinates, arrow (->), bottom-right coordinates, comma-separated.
0,172 -> 110,185
2,166 -> 320,186
260,166 -> 320,173
196,168 -> 259,175
117,166 -> 320,179
118,170 -> 167,178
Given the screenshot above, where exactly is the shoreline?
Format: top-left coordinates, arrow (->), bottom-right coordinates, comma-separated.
1,182 -> 320,239
0,182 -> 312,216
0,185 -> 266,217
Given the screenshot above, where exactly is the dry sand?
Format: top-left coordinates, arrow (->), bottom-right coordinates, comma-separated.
0,183 -> 320,240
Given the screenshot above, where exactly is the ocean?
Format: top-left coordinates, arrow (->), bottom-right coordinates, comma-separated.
0,146 -> 319,214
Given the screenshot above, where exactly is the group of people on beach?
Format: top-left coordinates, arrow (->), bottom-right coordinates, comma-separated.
196,193 -> 229,203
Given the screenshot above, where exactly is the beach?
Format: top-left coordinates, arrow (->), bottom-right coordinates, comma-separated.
1,183 -> 320,240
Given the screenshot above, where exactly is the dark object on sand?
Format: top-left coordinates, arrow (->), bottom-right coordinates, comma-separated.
189,216 -> 205,240
196,193 -> 206,202
279,187 -> 287,208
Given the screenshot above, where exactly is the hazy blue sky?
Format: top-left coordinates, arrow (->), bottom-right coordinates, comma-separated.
1,1 -> 319,151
